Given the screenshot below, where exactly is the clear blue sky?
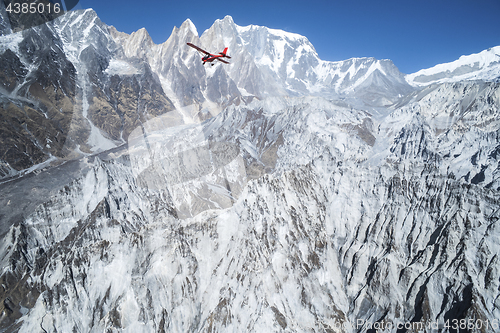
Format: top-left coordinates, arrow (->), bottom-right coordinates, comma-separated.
76,0 -> 500,74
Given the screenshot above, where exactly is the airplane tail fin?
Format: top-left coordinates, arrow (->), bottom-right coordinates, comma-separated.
220,47 -> 231,58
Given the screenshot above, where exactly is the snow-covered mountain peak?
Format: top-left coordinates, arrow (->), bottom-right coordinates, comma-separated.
235,21 -> 318,60
64,7 -> 100,30
250,35 -> 315,74
201,15 -> 240,49
108,26 -> 147,60
406,45 -> 500,86
214,15 -> 236,26
236,22 -> 311,43
166,19 -> 200,47
180,18 -> 199,37
131,27 -> 152,41
119,27 -> 154,57
197,16 -> 413,106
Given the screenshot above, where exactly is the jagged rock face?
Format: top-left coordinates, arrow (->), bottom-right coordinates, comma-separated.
0,9 -> 175,179
0,49 -> 26,92
1,84 -> 500,331
0,22 -> 78,177
88,64 -> 175,142
384,81 -> 500,190
0,1 -> 12,35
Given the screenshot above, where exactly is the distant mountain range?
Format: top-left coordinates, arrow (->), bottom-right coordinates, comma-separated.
1,7 -> 499,333
1,9 -> 498,180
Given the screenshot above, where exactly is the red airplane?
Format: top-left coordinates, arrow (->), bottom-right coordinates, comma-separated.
187,43 -> 231,65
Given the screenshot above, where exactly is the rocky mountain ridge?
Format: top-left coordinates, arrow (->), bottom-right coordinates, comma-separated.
1,10 -> 499,181
0,10 -> 406,180
406,46 -> 500,86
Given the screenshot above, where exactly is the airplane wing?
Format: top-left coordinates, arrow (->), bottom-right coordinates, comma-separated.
187,43 -> 210,55
216,58 -> 230,64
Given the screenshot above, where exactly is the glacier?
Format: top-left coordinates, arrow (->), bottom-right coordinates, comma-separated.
0,8 -> 500,333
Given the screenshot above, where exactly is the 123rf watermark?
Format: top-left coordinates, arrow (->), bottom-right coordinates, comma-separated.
354,318 -> 499,331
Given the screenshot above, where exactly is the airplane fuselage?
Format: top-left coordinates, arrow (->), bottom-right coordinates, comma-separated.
187,43 -> 231,65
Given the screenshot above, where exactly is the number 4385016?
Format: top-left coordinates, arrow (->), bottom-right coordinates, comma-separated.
6,2 -> 61,14
444,318 -> 499,330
